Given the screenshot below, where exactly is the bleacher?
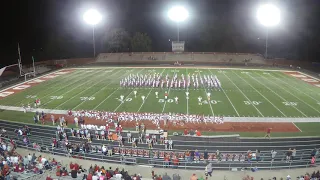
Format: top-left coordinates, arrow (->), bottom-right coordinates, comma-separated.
1,120 -> 318,171
95,52 -> 267,66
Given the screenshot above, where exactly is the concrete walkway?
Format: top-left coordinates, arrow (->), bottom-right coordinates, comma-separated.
15,148 -> 318,180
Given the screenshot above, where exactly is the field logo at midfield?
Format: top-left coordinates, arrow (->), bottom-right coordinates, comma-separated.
284,71 -> 320,87
0,69 -> 74,99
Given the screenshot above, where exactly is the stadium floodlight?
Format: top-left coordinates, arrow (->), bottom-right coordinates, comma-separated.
83,9 -> 102,25
257,4 -> 280,59
83,9 -> 102,57
168,6 -> 189,42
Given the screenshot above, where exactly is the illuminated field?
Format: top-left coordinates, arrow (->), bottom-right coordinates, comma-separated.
0,67 -> 319,118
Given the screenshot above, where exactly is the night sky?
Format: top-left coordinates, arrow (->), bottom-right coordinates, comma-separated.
2,0 -> 320,67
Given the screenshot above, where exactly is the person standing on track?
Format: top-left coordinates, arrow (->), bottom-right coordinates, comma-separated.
265,128 -> 272,139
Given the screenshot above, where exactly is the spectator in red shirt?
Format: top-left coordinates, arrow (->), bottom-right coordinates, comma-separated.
105,171 -> 111,179
86,173 -> 93,180
184,129 -> 188,135
69,162 -> 74,170
196,130 -> 202,136
173,157 -> 179,168
94,164 -> 99,172
51,158 -> 57,165
74,163 -> 79,171
265,128 -> 272,139
46,175 -> 53,180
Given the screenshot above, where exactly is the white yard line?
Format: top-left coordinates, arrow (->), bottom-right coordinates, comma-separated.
161,69 -> 176,113
197,68 -> 215,116
262,73 -> 320,114
251,72 -> 308,117
186,68 -> 189,115
233,71 -> 287,117
72,69 -> 126,110
53,70 -> 111,109
42,70 -> 104,106
272,73 -> 320,102
292,122 -> 303,132
113,68 -> 146,112
13,71 -> 84,106
137,68 -> 165,112
223,70 -> 264,117
209,69 -> 240,117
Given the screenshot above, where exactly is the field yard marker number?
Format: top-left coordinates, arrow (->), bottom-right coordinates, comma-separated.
171,70 -> 179,73
218,70 -> 227,73
115,98 -> 132,102
241,72 -> 250,74
283,102 -> 298,106
201,100 -> 221,105
50,96 -> 63,100
147,70 -> 156,73
244,101 -> 261,105
159,99 -> 174,103
80,97 -> 95,101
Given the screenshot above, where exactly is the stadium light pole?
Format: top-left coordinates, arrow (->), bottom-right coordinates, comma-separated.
83,9 -> 102,57
168,6 -> 189,42
257,4 -> 280,59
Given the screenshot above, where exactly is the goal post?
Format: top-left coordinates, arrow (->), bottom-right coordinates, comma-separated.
54,59 -> 68,67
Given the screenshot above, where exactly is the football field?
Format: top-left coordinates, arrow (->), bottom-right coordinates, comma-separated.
0,67 -> 319,118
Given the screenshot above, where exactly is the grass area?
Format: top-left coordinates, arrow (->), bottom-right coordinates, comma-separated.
1,68 -> 319,117
0,67 -> 319,137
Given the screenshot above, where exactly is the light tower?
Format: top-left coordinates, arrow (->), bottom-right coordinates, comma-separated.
83,9 -> 102,57
168,6 -> 189,42
257,4 -> 280,59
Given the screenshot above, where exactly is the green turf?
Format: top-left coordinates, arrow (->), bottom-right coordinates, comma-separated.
1,68 -> 319,117
0,67 -> 319,137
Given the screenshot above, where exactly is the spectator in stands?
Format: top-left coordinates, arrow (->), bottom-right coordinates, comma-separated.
291,148 -> 296,161
162,172 -> 171,180
164,154 -> 170,168
286,148 -> 292,163
185,150 -> 190,162
271,149 -> 277,161
204,149 -> 208,161
256,149 -> 261,161
172,155 -> 179,168
70,167 -> 78,178
195,130 -> 201,136
190,174 -> 197,180
194,149 -> 200,163
92,173 -> 99,180
311,148 -> 318,158
184,129 -> 189,135
46,175 -> 53,180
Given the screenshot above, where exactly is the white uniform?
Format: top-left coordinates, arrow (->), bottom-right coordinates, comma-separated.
185,92 -> 189,97
174,97 -> 178,104
133,91 -> 137,98
155,92 -> 158,98
120,95 -> 124,102
207,92 -> 211,100
141,96 -> 145,102
198,97 -> 202,105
